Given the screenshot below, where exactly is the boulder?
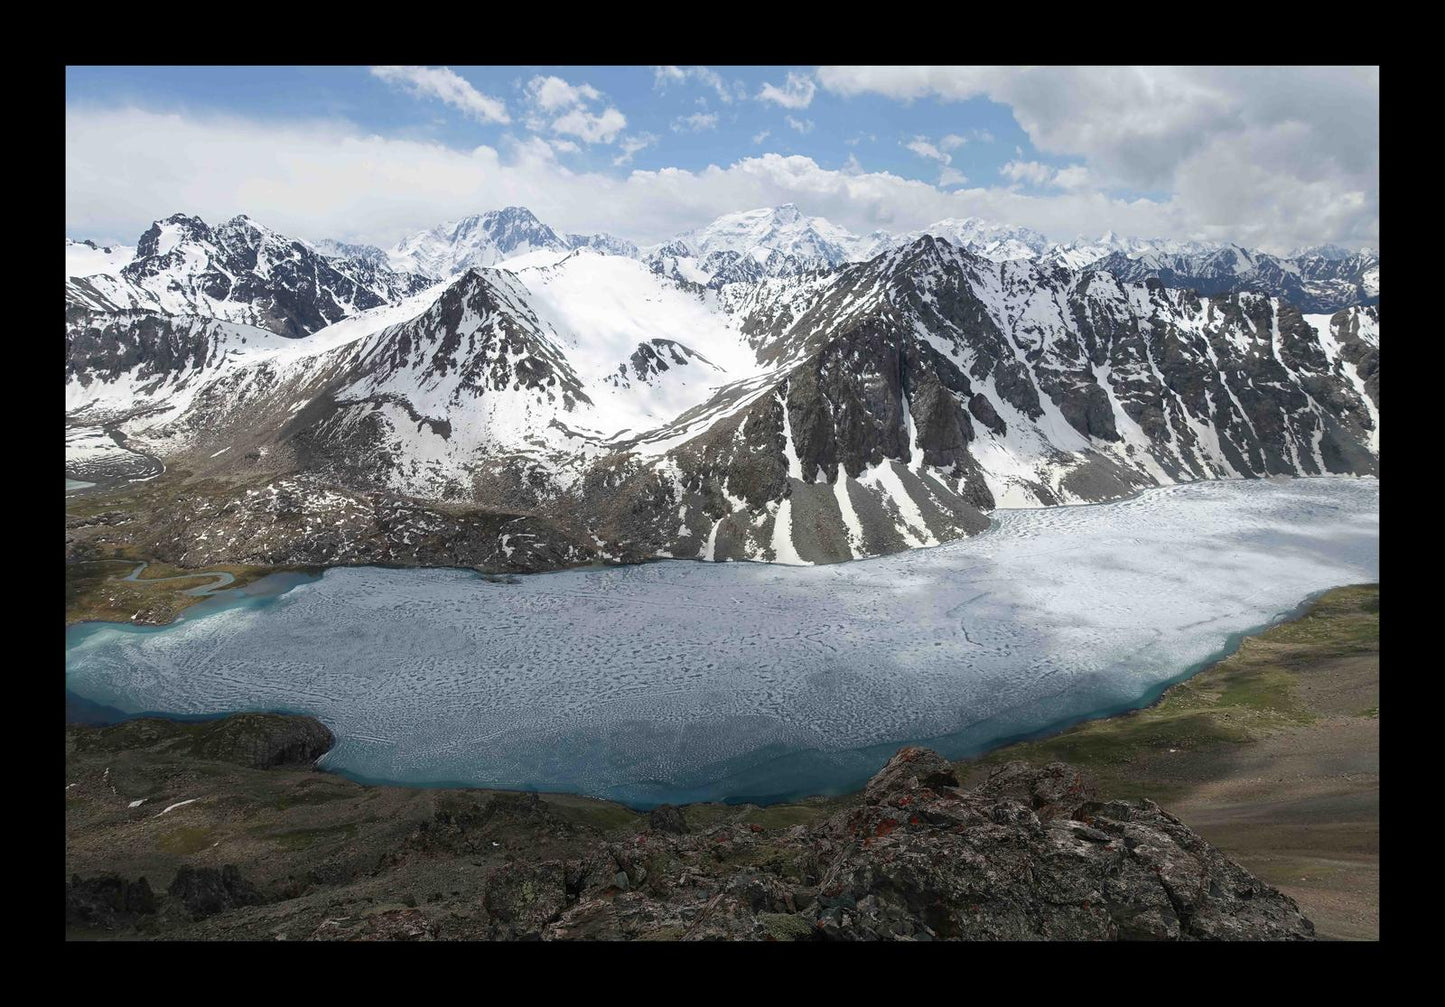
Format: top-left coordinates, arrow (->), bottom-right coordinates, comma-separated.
649,804 -> 689,834
66,874 -> 157,929
168,865 -> 264,919
186,714 -> 335,769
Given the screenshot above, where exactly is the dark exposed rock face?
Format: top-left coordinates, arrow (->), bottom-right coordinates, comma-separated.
185,714 -> 335,769
863,744 -> 960,801
168,865 -> 264,919
1332,305 -> 1381,409
66,874 -> 157,930
64,719 -> 1315,941
349,269 -> 588,412
649,804 -> 689,834
404,791 -> 575,857
536,749 -> 1314,941
608,339 -> 715,387
485,862 -> 571,940
70,713 -> 334,769
65,311 -> 218,388
121,213 -> 432,338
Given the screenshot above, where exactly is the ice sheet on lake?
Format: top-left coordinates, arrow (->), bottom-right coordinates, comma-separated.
65,477 -> 1379,806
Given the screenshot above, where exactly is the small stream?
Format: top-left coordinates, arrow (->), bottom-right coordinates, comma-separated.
116,561 -> 236,597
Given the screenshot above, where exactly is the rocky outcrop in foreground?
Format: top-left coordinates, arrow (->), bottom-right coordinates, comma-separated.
70,713 -> 334,770
533,748 -> 1313,941
64,713 -> 1313,940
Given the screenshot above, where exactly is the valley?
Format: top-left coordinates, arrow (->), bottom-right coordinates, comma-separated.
62,63 -> 1383,944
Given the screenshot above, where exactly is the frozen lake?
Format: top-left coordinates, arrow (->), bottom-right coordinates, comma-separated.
65,477 -> 1379,807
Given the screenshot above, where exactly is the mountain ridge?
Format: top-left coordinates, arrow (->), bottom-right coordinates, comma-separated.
66,207 -> 1381,573
70,203 -> 1380,314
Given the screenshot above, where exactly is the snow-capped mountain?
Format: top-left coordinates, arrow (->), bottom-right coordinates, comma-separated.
565,232 -> 640,258
1290,243 -> 1365,261
1085,244 -> 1380,314
890,219 -> 1051,262
312,238 -> 393,268
643,204 -> 892,285
67,209 -> 1381,574
65,213 -> 433,338
1044,232 -> 1220,269
388,206 -> 570,277
65,238 -> 134,278
633,207 -> 1379,312
676,203 -> 885,265
385,206 -> 639,278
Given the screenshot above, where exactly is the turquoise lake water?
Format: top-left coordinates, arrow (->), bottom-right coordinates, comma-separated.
65,477 -> 1379,807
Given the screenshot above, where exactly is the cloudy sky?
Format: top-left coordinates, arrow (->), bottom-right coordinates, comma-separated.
65,66 -> 1379,254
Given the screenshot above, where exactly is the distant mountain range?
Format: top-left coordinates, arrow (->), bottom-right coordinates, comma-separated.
67,204 -> 1380,313
66,204 -> 1380,572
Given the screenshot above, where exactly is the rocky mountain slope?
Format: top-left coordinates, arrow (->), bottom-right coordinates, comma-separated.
626,206 -> 1380,307
64,715 -> 1315,941
65,207 -> 1381,572
66,214 -> 434,338
1086,245 -> 1379,314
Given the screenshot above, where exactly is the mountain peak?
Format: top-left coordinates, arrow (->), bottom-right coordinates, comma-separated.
489,205 -> 542,221
135,213 -> 212,257
392,206 -> 568,279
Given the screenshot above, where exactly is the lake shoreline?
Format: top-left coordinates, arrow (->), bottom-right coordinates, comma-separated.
959,583 -> 1379,939
64,580 -> 1370,810
66,477 -> 1379,809
63,472 -> 1382,630
65,583 -> 1378,940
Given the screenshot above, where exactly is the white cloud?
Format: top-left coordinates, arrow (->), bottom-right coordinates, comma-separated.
613,133 -> 658,167
1052,165 -> 1090,191
507,135 -> 565,164
999,160 -> 1054,186
938,166 -> 968,188
369,66 -> 509,125
551,106 -> 627,144
905,138 -> 951,164
752,129 -> 771,145
672,112 -> 719,133
654,65 -> 734,103
817,65 -> 1379,250
906,137 -> 966,187
996,160 -> 1091,193
525,75 -> 601,112
519,74 -> 626,145
758,72 -> 817,110
64,104 -> 1372,254
785,116 -> 814,134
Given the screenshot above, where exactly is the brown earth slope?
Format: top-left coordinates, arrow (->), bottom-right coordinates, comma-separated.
962,584 -> 1379,940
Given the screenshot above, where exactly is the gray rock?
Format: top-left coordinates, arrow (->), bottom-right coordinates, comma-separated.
168,865 -> 264,919
649,804 -> 689,834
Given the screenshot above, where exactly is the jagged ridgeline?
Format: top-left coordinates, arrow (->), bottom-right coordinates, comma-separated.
65,206 -> 1380,570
